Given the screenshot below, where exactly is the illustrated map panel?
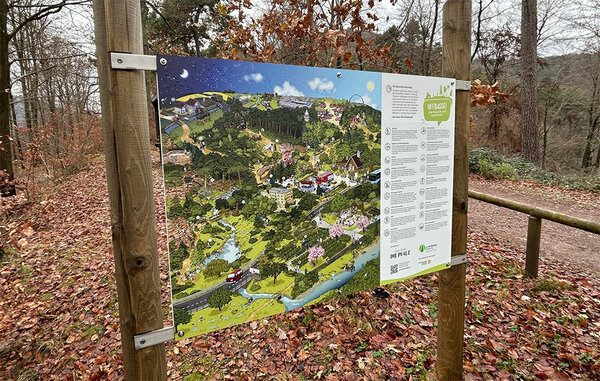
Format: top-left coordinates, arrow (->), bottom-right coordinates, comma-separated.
156,55 -> 455,340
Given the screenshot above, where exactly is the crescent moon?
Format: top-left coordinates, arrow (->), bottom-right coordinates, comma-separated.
180,69 -> 189,79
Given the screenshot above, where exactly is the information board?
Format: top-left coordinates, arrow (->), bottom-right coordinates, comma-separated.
156,55 -> 454,340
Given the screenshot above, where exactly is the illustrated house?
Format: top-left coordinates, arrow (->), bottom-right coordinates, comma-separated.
185,99 -> 201,114
174,101 -> 186,114
268,187 -> 293,209
341,153 -> 363,174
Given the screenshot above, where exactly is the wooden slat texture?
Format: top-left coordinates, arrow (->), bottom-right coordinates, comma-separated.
92,0 -> 167,379
436,0 -> 470,380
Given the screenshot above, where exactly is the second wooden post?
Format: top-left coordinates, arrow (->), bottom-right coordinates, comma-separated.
525,216 -> 542,278
436,0 -> 471,380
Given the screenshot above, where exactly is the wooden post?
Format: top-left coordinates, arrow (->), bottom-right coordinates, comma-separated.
436,1 -> 470,380
92,1 -> 167,379
525,215 -> 542,278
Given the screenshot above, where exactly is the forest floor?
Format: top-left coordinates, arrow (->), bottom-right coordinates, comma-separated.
1,154 -> 600,380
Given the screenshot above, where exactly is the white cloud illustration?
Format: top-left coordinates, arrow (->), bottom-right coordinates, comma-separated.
274,81 -> 304,96
308,77 -> 335,92
361,94 -> 378,109
244,73 -> 264,82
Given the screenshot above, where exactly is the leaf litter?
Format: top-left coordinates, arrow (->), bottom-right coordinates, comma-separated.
0,153 -> 599,380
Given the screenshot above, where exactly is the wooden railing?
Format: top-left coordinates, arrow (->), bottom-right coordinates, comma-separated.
468,190 -> 600,277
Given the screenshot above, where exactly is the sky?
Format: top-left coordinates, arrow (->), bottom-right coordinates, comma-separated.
157,55 -> 382,110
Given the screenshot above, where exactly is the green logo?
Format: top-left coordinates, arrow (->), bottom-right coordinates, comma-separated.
419,245 -> 425,252
423,85 -> 452,125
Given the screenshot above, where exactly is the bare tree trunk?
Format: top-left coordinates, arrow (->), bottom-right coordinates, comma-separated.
521,0 -> 539,163
542,107 -> 548,169
0,0 -> 15,195
9,92 -> 25,166
425,0 -> 440,76
582,75 -> 599,168
581,129 -> 595,168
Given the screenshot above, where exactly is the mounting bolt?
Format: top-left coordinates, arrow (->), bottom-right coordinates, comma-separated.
140,339 -> 146,345
117,58 -> 123,64
159,57 -> 167,66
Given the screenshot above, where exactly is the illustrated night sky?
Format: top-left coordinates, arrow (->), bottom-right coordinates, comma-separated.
156,55 -> 382,110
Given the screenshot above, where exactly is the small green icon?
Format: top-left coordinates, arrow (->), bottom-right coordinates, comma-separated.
419,245 -> 425,252
423,85 -> 452,125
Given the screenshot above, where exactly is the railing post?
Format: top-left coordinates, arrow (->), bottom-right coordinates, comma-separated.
525,215 -> 542,278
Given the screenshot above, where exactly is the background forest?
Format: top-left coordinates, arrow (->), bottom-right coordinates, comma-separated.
1,0 -> 599,202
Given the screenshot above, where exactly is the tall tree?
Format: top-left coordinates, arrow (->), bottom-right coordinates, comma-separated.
208,288 -> 232,311
262,262 -> 287,284
146,0 -> 221,56
375,0 -> 444,75
580,56 -> 600,169
0,0 -> 11,195
521,0 -> 539,163
0,0 -> 87,195
475,25 -> 519,137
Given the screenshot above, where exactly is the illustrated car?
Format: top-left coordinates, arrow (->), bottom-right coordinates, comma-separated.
368,168 -> 381,184
226,269 -> 244,282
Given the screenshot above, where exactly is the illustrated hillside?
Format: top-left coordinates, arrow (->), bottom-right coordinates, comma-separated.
160,91 -> 383,338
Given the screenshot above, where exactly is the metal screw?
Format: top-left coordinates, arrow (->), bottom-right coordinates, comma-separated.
159,58 -> 167,66
140,339 -> 146,345
117,58 -> 123,64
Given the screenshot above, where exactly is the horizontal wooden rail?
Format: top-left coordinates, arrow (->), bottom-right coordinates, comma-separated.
468,190 -> 600,235
468,189 -> 600,278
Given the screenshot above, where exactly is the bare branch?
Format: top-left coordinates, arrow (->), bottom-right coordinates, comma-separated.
8,0 -> 90,40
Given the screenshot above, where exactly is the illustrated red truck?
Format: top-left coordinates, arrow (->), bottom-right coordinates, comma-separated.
226,269 -> 244,282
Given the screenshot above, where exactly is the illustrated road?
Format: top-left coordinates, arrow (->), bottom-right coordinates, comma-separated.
174,271 -> 254,312
173,251 -> 262,312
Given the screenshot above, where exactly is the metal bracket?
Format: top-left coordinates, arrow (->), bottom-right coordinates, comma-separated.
110,52 -> 157,71
455,80 -> 471,91
134,326 -> 175,350
451,254 -> 467,266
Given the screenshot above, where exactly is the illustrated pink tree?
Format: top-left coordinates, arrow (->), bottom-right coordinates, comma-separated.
329,223 -> 344,239
357,216 -> 369,231
308,246 -> 325,264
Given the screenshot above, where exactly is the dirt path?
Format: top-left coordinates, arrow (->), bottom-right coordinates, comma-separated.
179,122 -> 195,145
468,176 -> 600,276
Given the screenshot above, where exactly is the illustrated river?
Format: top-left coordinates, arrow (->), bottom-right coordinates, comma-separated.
201,218 -> 379,311
201,220 -> 241,266
239,244 -> 379,311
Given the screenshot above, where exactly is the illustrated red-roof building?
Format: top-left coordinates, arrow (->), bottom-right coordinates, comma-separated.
174,101 -> 186,114
341,154 -> 363,173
